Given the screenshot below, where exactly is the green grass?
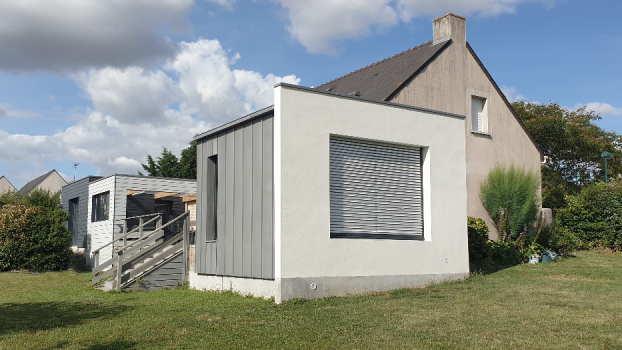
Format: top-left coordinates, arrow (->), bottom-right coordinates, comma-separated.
1,251 -> 622,349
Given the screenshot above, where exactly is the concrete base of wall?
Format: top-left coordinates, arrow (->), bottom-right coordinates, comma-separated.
189,271 -> 468,303
278,273 -> 467,302
188,272 -> 278,300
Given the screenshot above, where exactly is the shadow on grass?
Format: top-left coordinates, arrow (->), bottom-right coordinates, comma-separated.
470,264 -> 517,276
42,340 -> 139,350
0,301 -> 131,335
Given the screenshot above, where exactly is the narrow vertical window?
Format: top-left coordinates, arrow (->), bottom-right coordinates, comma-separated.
206,155 -> 218,241
471,97 -> 487,133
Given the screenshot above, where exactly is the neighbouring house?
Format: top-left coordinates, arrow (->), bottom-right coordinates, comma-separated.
190,82 -> 469,302
315,13 -> 543,238
61,174 -> 196,268
18,169 -> 68,195
0,175 -> 16,194
61,176 -> 102,250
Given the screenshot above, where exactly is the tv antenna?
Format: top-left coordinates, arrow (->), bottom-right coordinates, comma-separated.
73,162 -> 80,181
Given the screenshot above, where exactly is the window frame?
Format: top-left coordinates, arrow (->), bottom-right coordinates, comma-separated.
470,95 -> 488,134
91,191 -> 110,222
329,136 -> 425,241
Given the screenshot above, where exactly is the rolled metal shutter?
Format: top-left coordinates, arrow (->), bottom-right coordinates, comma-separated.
330,138 -> 423,239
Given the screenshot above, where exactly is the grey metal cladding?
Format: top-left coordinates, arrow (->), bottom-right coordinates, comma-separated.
195,112 -> 274,279
329,137 -> 424,240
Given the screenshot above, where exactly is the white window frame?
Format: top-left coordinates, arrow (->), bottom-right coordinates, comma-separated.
471,95 -> 488,134
329,136 -> 425,240
91,191 -> 110,222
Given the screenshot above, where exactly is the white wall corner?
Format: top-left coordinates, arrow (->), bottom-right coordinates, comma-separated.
273,86 -> 282,285
422,147 -> 432,241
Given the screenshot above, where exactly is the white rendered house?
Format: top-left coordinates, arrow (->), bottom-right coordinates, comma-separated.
190,83 -> 469,303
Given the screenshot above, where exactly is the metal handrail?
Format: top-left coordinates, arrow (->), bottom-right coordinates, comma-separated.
92,214 -> 162,255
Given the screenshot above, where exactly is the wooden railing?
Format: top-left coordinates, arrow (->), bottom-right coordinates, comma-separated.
92,213 -> 162,268
92,211 -> 190,291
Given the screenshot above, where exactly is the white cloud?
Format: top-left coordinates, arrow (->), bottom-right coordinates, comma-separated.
581,102 -> 622,116
0,38 -> 300,185
75,68 -> 180,124
0,103 -> 41,119
501,86 -> 527,103
395,0 -> 555,22
205,0 -> 236,11
167,39 -> 300,122
276,0 -> 398,55
274,0 -> 555,54
0,0 -> 193,71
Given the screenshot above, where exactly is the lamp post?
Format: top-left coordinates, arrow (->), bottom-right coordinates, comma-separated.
601,151 -> 614,184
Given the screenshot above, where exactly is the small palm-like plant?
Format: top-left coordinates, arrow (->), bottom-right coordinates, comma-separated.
480,165 -> 540,241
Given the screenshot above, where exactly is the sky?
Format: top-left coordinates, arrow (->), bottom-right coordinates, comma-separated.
0,0 -> 620,188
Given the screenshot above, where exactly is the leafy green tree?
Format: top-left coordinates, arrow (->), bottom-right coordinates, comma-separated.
480,165 -> 540,241
512,101 -> 622,210
138,141 -> 197,179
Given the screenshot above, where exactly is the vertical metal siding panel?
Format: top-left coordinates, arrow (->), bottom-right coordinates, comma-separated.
261,116 -> 274,279
206,140 -> 218,273
216,135 -> 227,275
198,140 -> 206,274
242,123 -> 253,277
225,131 -> 235,276
233,127 -> 244,276
251,120 -> 263,278
196,140 -> 205,274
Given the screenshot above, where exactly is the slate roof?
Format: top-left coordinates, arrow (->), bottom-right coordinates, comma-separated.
316,39 -> 451,101
18,170 -> 55,194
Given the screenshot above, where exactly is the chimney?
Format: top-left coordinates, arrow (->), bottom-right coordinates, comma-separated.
433,13 -> 466,46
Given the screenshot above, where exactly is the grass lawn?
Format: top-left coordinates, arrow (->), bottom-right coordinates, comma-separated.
1,251 -> 621,349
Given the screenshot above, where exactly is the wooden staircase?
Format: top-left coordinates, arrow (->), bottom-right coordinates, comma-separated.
91,211 -> 190,291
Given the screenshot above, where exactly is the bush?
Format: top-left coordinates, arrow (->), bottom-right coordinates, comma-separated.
468,217 -> 490,263
480,165 -> 540,241
0,188 -> 60,210
555,180 -> 622,251
0,202 -> 72,272
468,217 -> 526,266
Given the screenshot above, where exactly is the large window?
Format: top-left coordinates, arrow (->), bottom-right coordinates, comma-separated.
471,96 -> 487,133
329,137 -> 424,240
91,191 -> 109,222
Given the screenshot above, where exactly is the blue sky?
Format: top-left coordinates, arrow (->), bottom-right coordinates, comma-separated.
0,0 -> 620,188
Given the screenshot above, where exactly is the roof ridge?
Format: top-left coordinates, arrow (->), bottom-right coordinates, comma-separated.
317,40 -> 433,89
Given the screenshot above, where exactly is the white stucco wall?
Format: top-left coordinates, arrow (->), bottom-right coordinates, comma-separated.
274,85 -> 469,302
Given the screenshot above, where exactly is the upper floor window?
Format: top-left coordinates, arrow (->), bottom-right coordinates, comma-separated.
471,97 -> 488,133
91,191 -> 109,222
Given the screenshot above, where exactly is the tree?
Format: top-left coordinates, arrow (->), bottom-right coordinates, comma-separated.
139,141 -> 197,179
512,101 -> 622,210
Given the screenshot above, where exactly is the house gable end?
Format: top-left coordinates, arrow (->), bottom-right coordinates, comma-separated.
465,42 -> 543,158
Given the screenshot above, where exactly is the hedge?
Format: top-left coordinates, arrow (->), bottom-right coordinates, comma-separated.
0,202 -> 72,272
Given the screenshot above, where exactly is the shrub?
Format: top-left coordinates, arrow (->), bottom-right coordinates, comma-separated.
468,217 -> 490,263
467,217 -> 526,266
555,180 -> 622,251
0,203 -> 72,271
0,188 -> 60,210
479,165 -> 540,241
